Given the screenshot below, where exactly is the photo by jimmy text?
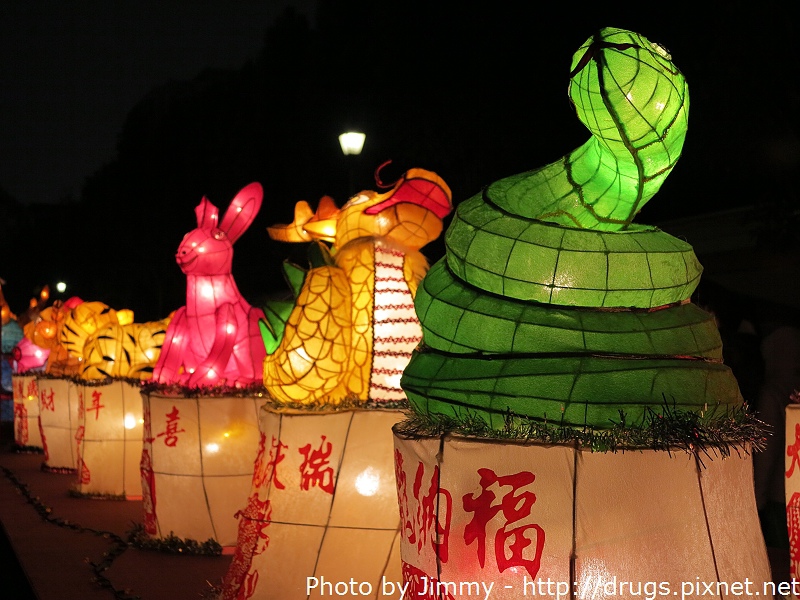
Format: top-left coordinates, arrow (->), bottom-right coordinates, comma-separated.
306,575 -> 800,599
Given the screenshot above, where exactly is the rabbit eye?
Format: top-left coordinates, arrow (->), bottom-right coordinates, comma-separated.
213,229 -> 227,240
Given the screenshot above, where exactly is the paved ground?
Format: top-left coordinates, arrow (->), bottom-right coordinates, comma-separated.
0,422 -> 232,600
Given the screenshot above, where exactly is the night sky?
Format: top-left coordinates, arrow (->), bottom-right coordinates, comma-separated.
1,1 -> 797,320
0,0 -> 317,206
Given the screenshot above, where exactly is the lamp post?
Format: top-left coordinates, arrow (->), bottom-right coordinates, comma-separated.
338,131 -> 366,196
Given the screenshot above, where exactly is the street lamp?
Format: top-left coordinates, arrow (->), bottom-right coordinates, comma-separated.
338,131 -> 366,156
339,131 -> 366,195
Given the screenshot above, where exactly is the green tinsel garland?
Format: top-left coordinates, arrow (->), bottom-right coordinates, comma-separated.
139,380 -> 270,399
34,373 -> 147,387
139,381 -> 409,411
40,463 -> 77,475
127,523 -> 222,556
13,444 -> 44,455
69,488 -> 127,501
395,397 -> 768,459
1,465 -> 141,600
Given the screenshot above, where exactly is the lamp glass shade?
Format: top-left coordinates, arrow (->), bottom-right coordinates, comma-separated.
74,380 -> 144,498
12,374 -> 43,449
221,407 -> 403,599
394,431 -> 771,597
338,132 -> 366,156
36,376 -> 81,470
140,391 -> 263,546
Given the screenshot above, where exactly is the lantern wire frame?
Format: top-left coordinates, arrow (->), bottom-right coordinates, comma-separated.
399,27 -> 758,448
261,167 -> 453,407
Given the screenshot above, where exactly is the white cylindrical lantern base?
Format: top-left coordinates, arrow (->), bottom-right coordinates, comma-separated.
12,373 -> 43,450
221,407 -> 403,600
74,380 -> 144,498
394,430 -> 771,599
36,376 -> 80,471
140,392 -> 263,546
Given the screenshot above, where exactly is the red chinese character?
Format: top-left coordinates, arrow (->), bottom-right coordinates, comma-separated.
415,462 -> 452,561
15,378 -> 23,398
14,401 -> 29,445
463,468 -> 545,579
75,426 -> 91,484
252,433 -> 288,490
401,561 -> 456,600
26,379 -> 38,399
298,435 -> 334,494
267,435 -> 288,490
788,423 -> 800,478
140,447 -> 158,535
155,406 -> 186,447
40,388 -> 55,411
224,495 -> 273,600
788,492 -> 800,583
87,390 -> 105,420
395,450 -> 414,544
395,451 -> 452,562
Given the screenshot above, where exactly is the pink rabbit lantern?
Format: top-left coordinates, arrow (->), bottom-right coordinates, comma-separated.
153,183 -> 267,388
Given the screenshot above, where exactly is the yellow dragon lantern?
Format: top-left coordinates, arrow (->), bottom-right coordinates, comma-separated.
262,166 -> 452,405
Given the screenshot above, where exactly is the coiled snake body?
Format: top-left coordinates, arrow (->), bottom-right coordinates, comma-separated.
401,28 -> 743,431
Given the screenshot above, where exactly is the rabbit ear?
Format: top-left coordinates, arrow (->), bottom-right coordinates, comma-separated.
220,182 -> 263,243
195,197 -> 220,230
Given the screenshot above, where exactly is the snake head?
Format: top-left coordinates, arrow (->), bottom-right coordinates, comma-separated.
568,27 -> 688,149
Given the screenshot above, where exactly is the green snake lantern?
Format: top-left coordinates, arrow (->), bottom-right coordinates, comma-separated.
401,26 -> 750,439
392,28 -> 770,595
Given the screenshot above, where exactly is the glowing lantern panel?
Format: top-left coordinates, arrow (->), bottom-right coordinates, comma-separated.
395,26 -> 767,593
24,297 -> 84,377
74,380 -> 144,498
11,374 -> 43,449
60,300 -> 131,363
36,376 -> 81,471
263,168 -> 452,405
401,28 -> 741,432
153,183 -> 267,388
12,337 -> 50,374
221,408 -> 403,599
393,432 -> 770,597
140,391 -> 263,546
81,315 -> 172,380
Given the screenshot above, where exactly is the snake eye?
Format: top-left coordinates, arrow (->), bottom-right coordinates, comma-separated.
651,42 -> 671,60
